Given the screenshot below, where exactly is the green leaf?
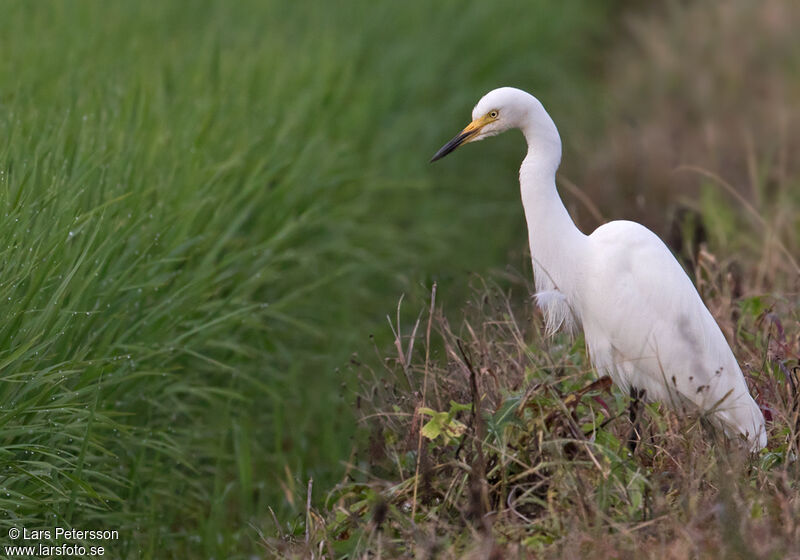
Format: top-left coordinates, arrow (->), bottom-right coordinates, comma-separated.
420,407 -> 467,444
739,295 -> 766,317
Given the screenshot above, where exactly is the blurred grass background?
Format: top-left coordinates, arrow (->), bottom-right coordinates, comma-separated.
570,0 -> 800,289
0,0 -> 617,556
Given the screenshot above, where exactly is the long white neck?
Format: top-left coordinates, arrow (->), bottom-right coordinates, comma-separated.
519,117 -> 587,300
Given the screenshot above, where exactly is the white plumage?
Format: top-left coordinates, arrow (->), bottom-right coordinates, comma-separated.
431,87 -> 766,451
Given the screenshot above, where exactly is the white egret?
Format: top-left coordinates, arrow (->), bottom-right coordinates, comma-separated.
431,87 -> 766,451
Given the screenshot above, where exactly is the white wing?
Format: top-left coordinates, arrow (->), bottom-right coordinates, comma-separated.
580,220 -> 765,449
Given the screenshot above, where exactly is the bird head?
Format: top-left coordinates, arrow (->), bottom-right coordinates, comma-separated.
430,87 -> 558,162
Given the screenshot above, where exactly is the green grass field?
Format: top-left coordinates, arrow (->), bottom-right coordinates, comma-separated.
0,1 -> 616,556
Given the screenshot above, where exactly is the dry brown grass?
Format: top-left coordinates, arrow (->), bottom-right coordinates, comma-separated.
262,269 -> 798,558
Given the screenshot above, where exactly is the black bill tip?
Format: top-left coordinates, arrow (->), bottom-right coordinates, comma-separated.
430,129 -> 474,163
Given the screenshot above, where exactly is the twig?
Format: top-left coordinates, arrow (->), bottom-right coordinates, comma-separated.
305,478 -> 313,546
457,338 -> 491,532
387,294 -> 415,390
411,283 -> 437,520
506,486 -> 534,524
267,506 -> 282,537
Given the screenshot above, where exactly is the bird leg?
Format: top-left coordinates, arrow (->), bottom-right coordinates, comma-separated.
628,387 -> 646,453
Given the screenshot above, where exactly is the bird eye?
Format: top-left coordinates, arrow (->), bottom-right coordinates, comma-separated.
490,111 -> 498,118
